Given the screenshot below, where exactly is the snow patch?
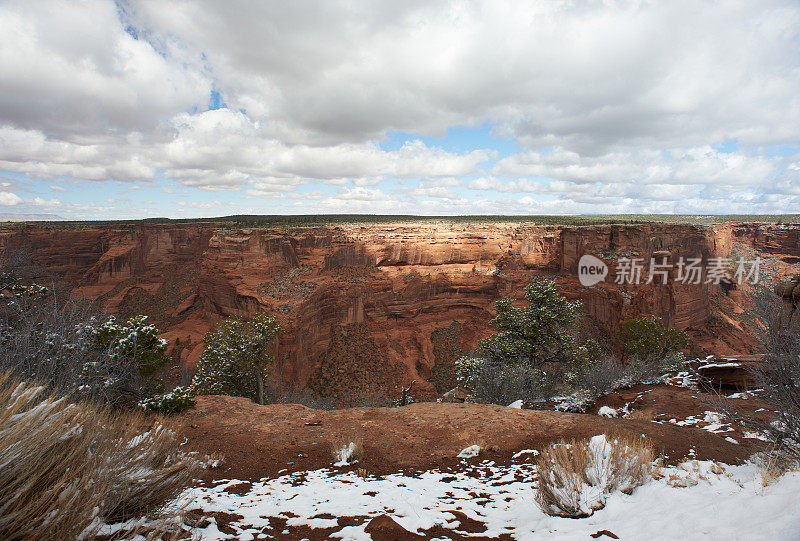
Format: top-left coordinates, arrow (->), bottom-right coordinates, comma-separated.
598,406 -> 618,418
457,444 -> 482,458
176,458 -> 800,540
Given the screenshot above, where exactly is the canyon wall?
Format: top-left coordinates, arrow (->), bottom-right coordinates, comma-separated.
2,221 -> 792,398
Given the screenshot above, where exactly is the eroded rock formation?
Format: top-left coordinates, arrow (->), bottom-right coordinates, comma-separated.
2,221 -> 797,398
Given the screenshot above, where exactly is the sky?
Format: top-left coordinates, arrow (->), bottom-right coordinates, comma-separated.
0,0 -> 798,220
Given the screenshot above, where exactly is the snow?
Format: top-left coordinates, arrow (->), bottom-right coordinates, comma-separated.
508,399 -> 524,409
176,458 -> 800,540
512,449 -> 540,459
456,444 -> 482,458
597,406 -> 617,418
656,410 -> 736,435
698,362 -> 742,369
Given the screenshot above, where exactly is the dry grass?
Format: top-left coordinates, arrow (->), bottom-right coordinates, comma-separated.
626,409 -> 654,421
758,446 -> 799,488
535,434 -> 654,518
0,371 -> 200,540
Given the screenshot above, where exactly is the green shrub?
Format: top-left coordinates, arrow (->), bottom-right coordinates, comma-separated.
457,278 -> 600,404
139,385 -> 195,414
191,313 -> 280,405
617,315 -> 687,374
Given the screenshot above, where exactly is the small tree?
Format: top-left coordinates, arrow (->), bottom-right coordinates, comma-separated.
617,315 -> 687,374
479,279 -> 588,368
90,315 -> 170,377
191,313 -> 280,405
457,278 -> 600,404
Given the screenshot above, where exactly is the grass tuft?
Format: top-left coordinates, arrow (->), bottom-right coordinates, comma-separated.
0,371 -> 200,540
535,434 -> 654,518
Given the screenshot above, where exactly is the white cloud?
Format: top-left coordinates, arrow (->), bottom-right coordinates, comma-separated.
33,196 -> 61,206
127,0 -> 800,151
493,146 -> 779,188
0,192 -> 22,205
0,0 -> 798,216
332,187 -> 390,202
468,177 -> 542,193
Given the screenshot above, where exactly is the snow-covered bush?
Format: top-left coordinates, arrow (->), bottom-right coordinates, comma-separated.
333,440 -> 363,466
191,313 -> 280,405
0,279 -> 172,408
535,434 -> 654,518
138,384 -> 195,414
89,314 -> 170,378
0,371 -> 200,539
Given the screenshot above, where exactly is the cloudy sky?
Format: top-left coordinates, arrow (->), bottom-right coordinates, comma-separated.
0,0 -> 798,219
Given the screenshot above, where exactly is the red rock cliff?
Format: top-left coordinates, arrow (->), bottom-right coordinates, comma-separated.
4,221 -> 794,397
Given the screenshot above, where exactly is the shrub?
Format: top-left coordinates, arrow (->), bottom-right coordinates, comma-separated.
457,278 -> 600,404
191,313 -> 280,405
456,356 -> 558,406
0,271 -> 172,408
574,357 -> 628,396
535,434 -> 653,518
139,384 -> 196,414
617,315 -> 687,375
0,372 -> 200,539
89,314 -> 171,378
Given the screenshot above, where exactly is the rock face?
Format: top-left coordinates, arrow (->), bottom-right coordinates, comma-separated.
775,275 -> 800,331
2,221 -> 796,398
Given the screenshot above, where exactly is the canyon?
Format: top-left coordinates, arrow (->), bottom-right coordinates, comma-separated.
2,220 -> 799,400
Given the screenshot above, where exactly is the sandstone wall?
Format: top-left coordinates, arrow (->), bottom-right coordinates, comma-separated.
3,221 -> 790,396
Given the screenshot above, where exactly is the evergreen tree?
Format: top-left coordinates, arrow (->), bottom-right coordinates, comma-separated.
191,313 -> 280,404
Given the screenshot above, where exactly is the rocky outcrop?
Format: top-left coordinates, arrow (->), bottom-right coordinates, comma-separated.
733,223 -> 800,259
4,221 -> 795,397
775,275 -> 800,331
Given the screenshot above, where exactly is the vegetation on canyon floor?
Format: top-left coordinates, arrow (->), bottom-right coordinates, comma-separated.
453,278 -> 688,410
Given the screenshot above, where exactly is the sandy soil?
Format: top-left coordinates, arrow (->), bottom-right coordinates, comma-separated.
178,385 -> 766,485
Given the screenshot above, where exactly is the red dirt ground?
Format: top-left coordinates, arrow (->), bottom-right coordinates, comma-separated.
178,386 -> 766,485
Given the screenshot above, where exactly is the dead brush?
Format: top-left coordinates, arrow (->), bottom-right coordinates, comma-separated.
535,434 -> 654,518
0,371 -> 200,540
757,445 -> 799,488
100,410 -> 201,522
